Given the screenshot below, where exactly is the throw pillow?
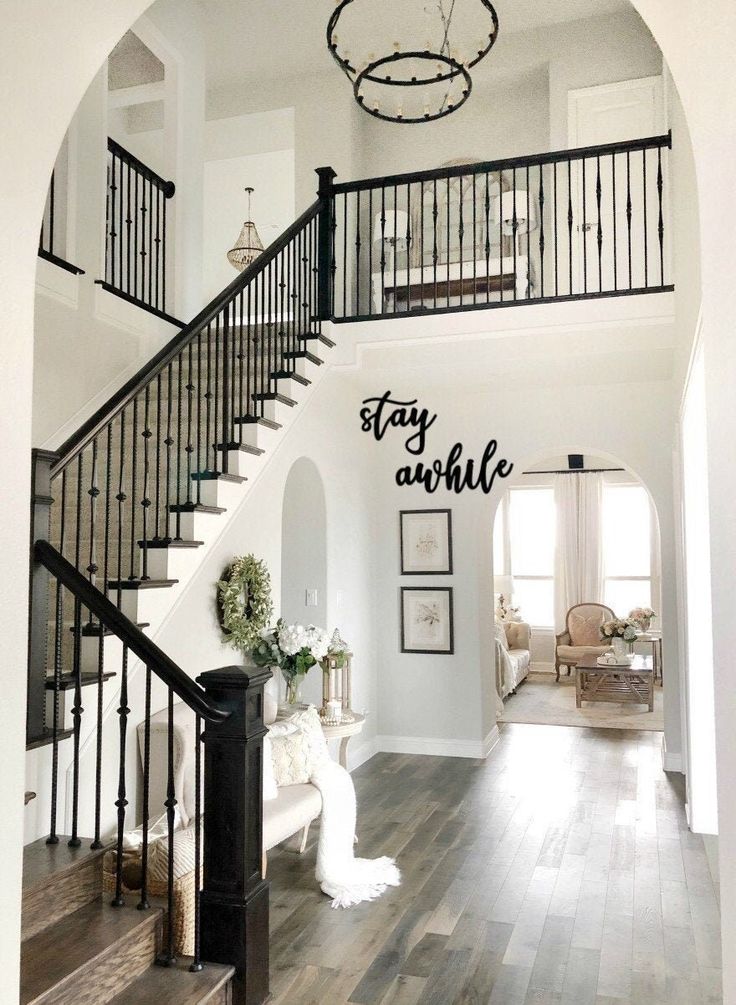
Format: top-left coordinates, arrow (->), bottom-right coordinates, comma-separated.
270,729 -> 311,786
283,706 -> 329,771
569,611 -> 604,647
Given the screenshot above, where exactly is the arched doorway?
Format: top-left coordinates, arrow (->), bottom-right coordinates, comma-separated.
491,448 -> 664,731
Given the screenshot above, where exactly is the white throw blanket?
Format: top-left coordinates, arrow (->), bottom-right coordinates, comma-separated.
311,758 -> 401,908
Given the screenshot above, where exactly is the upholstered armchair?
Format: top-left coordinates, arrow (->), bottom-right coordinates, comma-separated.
554,603 -> 615,682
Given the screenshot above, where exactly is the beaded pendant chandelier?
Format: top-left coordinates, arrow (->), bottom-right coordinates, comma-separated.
327,0 -> 499,124
227,186 -> 264,272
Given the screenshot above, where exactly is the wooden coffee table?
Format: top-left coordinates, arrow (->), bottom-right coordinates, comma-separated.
575,655 -> 655,711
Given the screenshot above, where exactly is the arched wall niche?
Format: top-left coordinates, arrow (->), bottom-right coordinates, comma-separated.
280,456 -> 328,707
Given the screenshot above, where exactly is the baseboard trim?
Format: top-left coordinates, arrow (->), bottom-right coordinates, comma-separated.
347,736 -> 380,772
375,729 -> 499,760
661,734 -> 684,773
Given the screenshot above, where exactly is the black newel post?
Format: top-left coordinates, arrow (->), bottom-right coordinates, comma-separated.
27,449 -> 60,744
197,665 -> 272,1005
316,166 -> 337,321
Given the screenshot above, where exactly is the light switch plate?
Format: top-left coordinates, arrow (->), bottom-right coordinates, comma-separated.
305,589 -> 318,607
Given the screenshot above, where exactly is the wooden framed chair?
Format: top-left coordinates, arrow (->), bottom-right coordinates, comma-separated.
555,602 -> 615,682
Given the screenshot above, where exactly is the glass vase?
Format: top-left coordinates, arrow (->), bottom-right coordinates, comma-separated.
282,670 -> 305,706
612,637 -> 627,662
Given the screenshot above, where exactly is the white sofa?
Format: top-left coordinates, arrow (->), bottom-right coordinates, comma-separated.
142,698 -> 323,867
495,620 -> 532,699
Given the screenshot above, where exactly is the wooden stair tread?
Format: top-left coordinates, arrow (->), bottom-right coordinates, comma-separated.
271,370 -> 310,386
20,899 -> 162,1005
138,539 -> 204,550
168,503 -> 226,515
232,415 -> 281,430
214,441 -> 264,456
108,958 -> 234,1005
23,836 -> 108,894
251,391 -> 297,406
299,331 -> 335,348
191,471 -> 246,484
107,578 -> 179,590
26,727 -> 73,751
282,348 -> 323,365
44,670 -> 116,690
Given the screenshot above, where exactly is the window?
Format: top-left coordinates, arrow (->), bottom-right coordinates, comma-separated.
602,484 -> 653,615
508,487 -> 555,627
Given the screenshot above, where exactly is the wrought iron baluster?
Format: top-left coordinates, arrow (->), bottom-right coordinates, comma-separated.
46,469 -> 66,846
512,170 -> 517,301
445,176 -> 450,307
343,191 -> 348,318
582,158 -> 587,294
484,172 -> 491,303
612,153 -> 618,292
111,643 -> 129,906
393,183 -> 399,312
526,167 -> 530,299
108,156 -> 116,290
596,155 -> 603,293
420,181 -> 425,308
134,170 -> 140,302
380,186 -> 386,313
626,150 -> 632,289
657,146 -> 664,286
128,397 -> 138,580
155,374 -> 162,538
368,188 -> 373,317
141,385 -> 151,578
68,596 -> 83,848
567,160 -> 573,296
472,174 -> 477,305
126,161 -> 132,297
538,165 -> 545,299
406,182 -> 411,311
643,148 -> 648,287
190,714 -> 203,972
165,365 -> 174,543
196,331 -> 203,504
92,620 -> 105,850
116,411 -> 126,608
138,664 -> 152,911
175,352 -> 183,537
553,162 -> 558,298
458,175 -> 465,308
186,343 -> 194,504
499,170 -> 504,302
355,189 -> 361,317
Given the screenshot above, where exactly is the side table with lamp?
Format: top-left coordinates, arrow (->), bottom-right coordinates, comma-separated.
318,632 -> 365,769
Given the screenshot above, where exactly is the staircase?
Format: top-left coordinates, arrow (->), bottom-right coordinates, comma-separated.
21,838 -> 233,1004
24,196 -> 328,1004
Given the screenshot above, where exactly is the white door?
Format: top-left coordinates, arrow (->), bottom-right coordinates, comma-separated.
567,77 -> 665,294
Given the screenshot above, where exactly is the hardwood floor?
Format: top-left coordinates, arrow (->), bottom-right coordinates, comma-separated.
267,723 -> 721,1004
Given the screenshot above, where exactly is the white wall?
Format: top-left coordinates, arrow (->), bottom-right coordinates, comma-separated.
202,109 -> 295,302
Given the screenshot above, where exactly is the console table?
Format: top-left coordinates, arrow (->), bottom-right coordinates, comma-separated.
321,713 -> 366,769
575,655 -> 654,711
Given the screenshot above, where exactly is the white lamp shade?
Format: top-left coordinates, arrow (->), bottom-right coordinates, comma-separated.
494,575 -> 513,599
492,191 -> 538,236
373,209 -> 410,243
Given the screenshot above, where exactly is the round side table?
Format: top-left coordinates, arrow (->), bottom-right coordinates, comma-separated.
321,713 -> 366,769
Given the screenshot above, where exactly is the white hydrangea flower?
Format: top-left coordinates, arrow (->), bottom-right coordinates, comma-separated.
278,623 -> 307,656
304,625 -> 331,661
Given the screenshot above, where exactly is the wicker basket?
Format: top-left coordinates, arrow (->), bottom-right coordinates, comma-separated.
102,846 -> 197,957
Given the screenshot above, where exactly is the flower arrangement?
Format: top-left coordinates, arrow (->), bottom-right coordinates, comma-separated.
251,619 -> 331,704
496,593 -> 521,622
629,607 -> 656,631
600,618 -> 639,644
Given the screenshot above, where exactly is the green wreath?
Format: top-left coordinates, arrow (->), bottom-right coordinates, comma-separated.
217,555 -> 273,652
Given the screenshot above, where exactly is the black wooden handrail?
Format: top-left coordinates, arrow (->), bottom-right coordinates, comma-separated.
332,131 -> 672,193
108,137 -> 176,197
54,197 -> 323,475
34,540 -> 228,724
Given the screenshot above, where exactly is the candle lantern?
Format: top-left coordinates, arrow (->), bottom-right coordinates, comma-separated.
320,629 -> 354,724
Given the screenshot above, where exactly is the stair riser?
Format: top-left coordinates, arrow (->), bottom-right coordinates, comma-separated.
145,546 -> 201,581
194,477 -> 243,510
29,912 -> 161,1005
120,585 -> 180,625
168,509 -> 224,542
237,422 -> 280,451
22,856 -> 103,943
224,449 -> 265,479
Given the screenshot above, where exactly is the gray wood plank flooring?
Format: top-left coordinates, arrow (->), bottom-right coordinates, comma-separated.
267,723 -> 721,1004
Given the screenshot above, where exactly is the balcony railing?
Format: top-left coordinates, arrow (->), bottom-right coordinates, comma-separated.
321,132 -> 673,322
38,168 -> 85,276
100,137 -> 178,324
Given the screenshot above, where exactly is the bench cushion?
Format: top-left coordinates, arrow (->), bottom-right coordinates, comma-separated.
263,783 -> 322,850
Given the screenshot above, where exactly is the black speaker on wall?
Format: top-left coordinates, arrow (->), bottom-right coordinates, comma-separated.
568,454 -> 584,470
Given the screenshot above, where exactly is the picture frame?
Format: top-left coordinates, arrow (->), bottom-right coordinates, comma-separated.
400,508 -> 453,575
400,587 -> 454,654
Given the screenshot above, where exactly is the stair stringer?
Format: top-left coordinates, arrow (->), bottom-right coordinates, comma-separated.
25,336 -> 333,844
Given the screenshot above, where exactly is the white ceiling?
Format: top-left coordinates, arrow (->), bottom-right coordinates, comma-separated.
197,0 -> 632,92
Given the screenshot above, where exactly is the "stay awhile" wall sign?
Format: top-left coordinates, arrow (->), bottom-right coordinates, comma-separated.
360,391 -> 514,494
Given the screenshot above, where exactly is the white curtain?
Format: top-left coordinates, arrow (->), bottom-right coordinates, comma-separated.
554,473 -> 604,631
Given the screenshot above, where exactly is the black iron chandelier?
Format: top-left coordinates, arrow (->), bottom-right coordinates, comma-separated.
327,0 -> 499,124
